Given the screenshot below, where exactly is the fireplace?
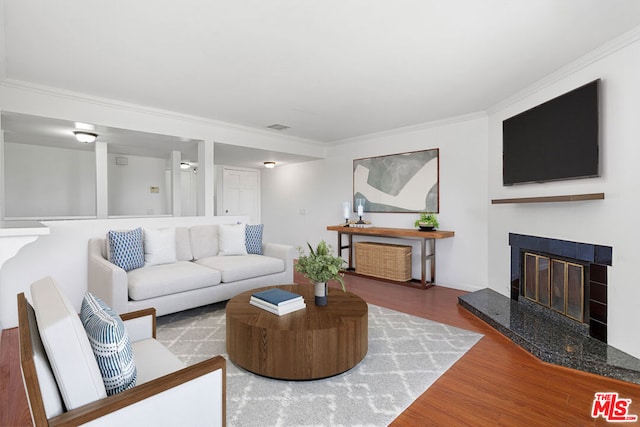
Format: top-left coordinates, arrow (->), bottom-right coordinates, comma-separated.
509,233 -> 612,343
458,234 -> 640,384
523,251 -> 586,322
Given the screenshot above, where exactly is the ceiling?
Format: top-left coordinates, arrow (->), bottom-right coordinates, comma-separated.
3,1 -> 640,147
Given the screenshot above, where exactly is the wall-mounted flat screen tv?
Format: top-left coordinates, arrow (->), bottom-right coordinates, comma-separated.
502,79 -> 600,186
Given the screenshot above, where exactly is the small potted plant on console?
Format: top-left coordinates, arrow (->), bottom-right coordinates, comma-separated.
414,212 -> 439,231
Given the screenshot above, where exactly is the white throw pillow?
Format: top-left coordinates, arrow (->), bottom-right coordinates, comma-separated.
218,224 -> 248,256
144,228 -> 177,266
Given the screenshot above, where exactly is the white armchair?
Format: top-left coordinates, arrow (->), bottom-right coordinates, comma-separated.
18,277 -> 226,427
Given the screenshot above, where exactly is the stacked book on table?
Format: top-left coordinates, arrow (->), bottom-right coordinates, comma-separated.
250,288 -> 306,316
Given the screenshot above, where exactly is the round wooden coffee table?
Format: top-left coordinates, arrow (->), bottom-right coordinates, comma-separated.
226,284 -> 368,380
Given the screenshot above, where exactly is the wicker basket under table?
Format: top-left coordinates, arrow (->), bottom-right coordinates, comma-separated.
354,242 -> 412,282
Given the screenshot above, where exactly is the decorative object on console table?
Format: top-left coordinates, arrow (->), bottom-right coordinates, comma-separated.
345,219 -> 373,228
342,201 -> 351,226
414,212 -> 439,231
355,198 -> 365,224
295,240 -> 346,306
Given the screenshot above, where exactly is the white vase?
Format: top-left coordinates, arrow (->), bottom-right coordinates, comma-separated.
314,281 -> 328,306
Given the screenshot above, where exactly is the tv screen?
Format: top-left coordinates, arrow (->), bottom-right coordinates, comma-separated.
502,79 -> 600,185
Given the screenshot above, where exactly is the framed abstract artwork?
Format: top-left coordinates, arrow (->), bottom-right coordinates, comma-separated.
353,148 -> 439,213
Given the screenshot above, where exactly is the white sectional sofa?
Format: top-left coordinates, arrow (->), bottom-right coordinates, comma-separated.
88,224 -> 295,316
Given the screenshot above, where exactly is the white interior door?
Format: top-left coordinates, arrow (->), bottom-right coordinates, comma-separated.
221,167 -> 260,223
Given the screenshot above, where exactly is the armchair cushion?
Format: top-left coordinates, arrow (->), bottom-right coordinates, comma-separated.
30,277 -> 107,410
131,338 -> 186,384
108,228 -> 145,271
81,293 -> 137,395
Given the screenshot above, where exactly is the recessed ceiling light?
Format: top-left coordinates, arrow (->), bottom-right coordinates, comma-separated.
264,161 -> 276,169
266,124 -> 290,131
73,131 -> 98,143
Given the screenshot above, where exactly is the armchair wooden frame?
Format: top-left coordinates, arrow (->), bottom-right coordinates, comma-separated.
17,293 -> 226,427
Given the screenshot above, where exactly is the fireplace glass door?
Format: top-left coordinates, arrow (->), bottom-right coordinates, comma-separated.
524,252 -> 585,322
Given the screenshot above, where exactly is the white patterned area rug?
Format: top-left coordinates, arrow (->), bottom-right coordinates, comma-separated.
156,302 -> 482,427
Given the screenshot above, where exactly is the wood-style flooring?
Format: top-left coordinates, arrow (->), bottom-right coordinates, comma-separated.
2,273 -> 640,426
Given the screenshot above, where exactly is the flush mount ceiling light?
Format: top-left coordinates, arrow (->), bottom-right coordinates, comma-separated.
73,131 -> 98,143
264,161 -> 276,169
180,162 -> 191,169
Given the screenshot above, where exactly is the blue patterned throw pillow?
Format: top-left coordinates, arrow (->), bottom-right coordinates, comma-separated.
245,224 -> 264,255
81,293 -> 137,396
108,228 -> 144,271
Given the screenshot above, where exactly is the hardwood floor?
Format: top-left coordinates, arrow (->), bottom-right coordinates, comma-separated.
2,274 -> 639,426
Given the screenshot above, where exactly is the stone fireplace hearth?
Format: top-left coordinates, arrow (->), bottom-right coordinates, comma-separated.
459,233 -> 640,385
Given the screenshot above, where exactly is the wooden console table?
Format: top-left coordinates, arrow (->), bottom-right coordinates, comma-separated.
326,225 -> 454,289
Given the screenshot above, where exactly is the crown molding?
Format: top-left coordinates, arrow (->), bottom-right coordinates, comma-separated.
488,25 -> 640,115
328,111 -> 488,146
0,78 -> 324,147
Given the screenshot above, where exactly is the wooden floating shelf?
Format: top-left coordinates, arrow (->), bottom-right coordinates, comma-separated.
491,192 -> 605,205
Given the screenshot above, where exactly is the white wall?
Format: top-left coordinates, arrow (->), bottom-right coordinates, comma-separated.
0,215 -> 248,330
487,39 -> 640,358
261,115 -> 489,292
108,153 -> 169,216
4,142 -> 96,217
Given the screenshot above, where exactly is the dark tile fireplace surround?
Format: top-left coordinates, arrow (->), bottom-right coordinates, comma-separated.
459,233 -> 640,384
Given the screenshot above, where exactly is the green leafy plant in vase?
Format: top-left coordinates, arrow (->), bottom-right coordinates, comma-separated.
295,240 -> 346,306
414,212 -> 439,231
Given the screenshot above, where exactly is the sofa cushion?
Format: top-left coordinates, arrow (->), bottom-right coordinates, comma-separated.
127,261 -> 221,301
108,228 -> 145,271
219,224 -> 248,256
144,228 -> 177,266
196,254 -> 285,283
30,277 -> 107,410
175,227 -> 193,261
80,293 -> 137,395
245,224 -> 264,255
189,225 -> 219,260
131,338 -> 185,384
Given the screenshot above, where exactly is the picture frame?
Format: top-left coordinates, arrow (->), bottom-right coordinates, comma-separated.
353,148 -> 439,213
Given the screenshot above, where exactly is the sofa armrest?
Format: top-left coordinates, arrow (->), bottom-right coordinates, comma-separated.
88,238 -> 129,314
121,308 -> 157,341
262,242 -> 295,263
262,242 -> 296,279
48,355 -> 227,427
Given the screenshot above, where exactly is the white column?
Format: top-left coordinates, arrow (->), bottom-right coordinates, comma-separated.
0,128 -> 5,220
95,141 -> 108,218
171,151 -> 182,216
198,140 -> 215,216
